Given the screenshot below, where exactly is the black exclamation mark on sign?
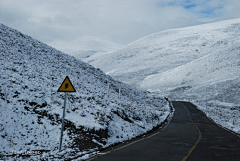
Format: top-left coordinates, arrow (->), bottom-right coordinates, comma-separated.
65,83 -> 69,89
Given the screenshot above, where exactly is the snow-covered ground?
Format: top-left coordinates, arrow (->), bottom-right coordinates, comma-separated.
81,18 -> 240,135
0,24 -> 171,160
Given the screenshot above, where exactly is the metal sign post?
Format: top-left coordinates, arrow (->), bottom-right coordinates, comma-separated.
57,76 -> 76,152
59,92 -> 67,152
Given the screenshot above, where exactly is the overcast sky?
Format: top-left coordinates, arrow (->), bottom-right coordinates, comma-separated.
0,0 -> 240,54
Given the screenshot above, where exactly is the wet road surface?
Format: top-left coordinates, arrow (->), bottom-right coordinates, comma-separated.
88,101 -> 240,161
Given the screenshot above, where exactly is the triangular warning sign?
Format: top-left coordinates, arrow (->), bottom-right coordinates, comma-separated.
57,76 -> 76,92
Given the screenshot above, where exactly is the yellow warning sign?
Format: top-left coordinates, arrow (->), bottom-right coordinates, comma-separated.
57,76 -> 76,92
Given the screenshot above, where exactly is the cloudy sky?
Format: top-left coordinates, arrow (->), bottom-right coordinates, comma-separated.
0,0 -> 240,54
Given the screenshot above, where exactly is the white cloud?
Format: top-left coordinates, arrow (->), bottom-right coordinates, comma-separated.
0,0 -> 239,54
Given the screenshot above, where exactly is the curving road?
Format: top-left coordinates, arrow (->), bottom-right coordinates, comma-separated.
88,101 -> 240,161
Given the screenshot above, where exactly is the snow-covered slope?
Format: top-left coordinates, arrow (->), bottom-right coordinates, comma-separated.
82,18 -> 240,134
87,18 -> 240,88
0,24 -> 170,160
141,45 -> 240,93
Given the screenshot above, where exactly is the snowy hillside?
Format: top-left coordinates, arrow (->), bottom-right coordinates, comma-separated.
0,24 -> 171,160
141,44 -> 240,93
85,18 -> 240,88
81,18 -> 240,134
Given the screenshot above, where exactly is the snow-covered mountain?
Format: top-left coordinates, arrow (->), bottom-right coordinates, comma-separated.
86,18 -> 240,87
69,50 -> 110,64
70,50 -> 105,60
0,24 -> 170,160
83,18 -> 240,134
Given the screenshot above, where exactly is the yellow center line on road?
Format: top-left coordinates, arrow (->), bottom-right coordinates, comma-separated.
181,103 -> 201,161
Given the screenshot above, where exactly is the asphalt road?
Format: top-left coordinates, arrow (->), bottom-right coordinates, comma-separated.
89,101 -> 240,161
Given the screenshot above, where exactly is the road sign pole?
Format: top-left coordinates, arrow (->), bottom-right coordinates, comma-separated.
59,92 -> 67,152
